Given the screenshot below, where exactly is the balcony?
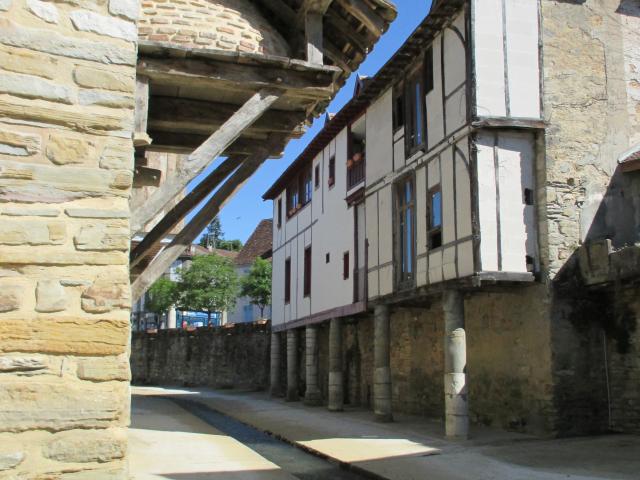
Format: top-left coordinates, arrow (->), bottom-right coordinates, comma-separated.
347,153 -> 366,190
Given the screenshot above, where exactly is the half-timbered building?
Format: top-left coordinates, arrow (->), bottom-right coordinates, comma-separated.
265,0 -> 640,438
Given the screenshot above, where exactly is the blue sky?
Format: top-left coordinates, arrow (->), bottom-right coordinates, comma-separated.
189,1 -> 432,243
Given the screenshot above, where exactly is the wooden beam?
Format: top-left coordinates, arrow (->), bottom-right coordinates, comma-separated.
131,150 -> 274,301
130,154 -> 246,269
305,12 -> 324,65
257,0 -> 296,26
134,75 -> 152,147
130,89 -> 280,235
324,41 -> 353,73
336,0 -> 386,36
148,97 -> 305,137
138,57 -> 335,100
146,133 -> 286,157
325,9 -> 369,55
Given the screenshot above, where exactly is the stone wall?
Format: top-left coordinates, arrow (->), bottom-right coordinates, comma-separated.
131,322 -> 271,390
138,0 -> 290,56
0,0 -> 137,476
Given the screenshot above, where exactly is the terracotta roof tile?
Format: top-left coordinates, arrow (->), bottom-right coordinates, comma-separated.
235,219 -> 273,266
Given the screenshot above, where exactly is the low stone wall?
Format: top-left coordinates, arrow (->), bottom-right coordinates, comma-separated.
131,322 -> 271,390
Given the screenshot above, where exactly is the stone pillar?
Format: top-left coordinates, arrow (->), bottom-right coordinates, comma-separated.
286,329 -> 299,401
304,325 -> 322,405
443,290 -> 468,439
328,317 -> 344,411
270,332 -> 282,397
374,305 -> 393,422
167,307 -> 177,329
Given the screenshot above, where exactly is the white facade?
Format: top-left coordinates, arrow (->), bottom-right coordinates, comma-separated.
268,0 -> 543,324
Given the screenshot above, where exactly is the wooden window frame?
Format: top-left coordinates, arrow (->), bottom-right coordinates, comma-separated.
303,246 -> 312,297
286,165 -> 312,219
428,185 -> 443,250
328,155 -> 336,188
394,174 -> 417,290
404,63 -> 427,157
392,81 -> 405,132
314,164 -> 320,189
277,198 -> 282,228
284,257 -> 291,304
343,251 -> 350,280
424,46 -> 434,95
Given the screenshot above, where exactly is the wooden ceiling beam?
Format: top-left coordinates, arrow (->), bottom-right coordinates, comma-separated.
130,89 -> 281,235
336,0 -> 386,36
137,57 -> 336,100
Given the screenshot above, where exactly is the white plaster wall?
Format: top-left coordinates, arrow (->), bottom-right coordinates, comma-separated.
366,89 -> 394,184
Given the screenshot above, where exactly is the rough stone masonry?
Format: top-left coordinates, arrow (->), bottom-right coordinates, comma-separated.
0,0 -> 137,477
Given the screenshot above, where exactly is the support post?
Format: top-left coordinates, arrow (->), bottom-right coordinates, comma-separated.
305,12 -> 324,65
443,290 -> 468,439
304,325 -> 322,406
134,75 -> 152,147
328,317 -> 343,412
374,305 -> 392,422
270,331 -> 282,397
167,307 -> 177,329
286,329 -> 299,402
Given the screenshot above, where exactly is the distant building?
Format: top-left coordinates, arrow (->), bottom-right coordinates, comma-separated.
227,219 -> 273,324
131,241 -> 238,330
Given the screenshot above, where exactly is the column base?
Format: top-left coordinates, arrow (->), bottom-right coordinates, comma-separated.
304,390 -> 322,406
285,389 -> 299,402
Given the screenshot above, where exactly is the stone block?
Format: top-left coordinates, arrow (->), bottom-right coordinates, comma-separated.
444,372 -> 467,395
0,48 -> 58,79
2,207 -> 58,217
78,90 -> 134,109
77,356 -> 130,381
0,248 -> 127,266
35,280 -> 67,313
0,130 -> 40,157
99,142 -> 133,170
73,66 -> 134,92
0,318 -> 129,356
109,0 -> 138,21
26,0 -> 59,23
0,451 -> 24,471
0,356 -> 47,373
74,224 -> 129,251
0,72 -> 73,104
0,286 -> 21,313
0,219 -> 66,245
110,170 -> 133,190
70,10 -> 137,42
44,429 -> 126,463
0,378 -> 127,432
45,133 -> 95,165
81,272 -> 130,313
0,18 -> 135,66
66,208 -> 129,219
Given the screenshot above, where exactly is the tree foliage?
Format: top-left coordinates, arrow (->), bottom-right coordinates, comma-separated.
199,217 -> 243,252
179,254 -> 239,325
217,239 -> 243,252
147,277 -> 179,315
240,257 -> 272,318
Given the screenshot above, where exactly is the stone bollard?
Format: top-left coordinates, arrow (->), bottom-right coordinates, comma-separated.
304,325 -> 322,406
443,290 -> 468,439
328,317 -> 343,411
374,305 -> 393,422
270,331 -> 281,397
286,329 -> 299,401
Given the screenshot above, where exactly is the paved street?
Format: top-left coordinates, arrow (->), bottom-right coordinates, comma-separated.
132,386 -> 640,480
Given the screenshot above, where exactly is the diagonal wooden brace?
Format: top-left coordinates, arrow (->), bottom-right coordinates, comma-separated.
130,88 -> 281,235
131,141 -> 281,301
130,154 -> 245,270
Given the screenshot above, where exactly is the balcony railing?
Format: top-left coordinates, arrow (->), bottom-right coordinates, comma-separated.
347,154 -> 365,190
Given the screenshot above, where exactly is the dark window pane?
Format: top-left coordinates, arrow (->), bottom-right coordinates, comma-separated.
431,191 -> 442,228
303,247 -> 312,297
284,258 -> 291,303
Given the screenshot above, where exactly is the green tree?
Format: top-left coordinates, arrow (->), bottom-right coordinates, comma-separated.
240,257 -> 272,319
217,239 -> 243,252
199,216 -> 223,249
146,277 -> 179,324
179,254 -> 239,325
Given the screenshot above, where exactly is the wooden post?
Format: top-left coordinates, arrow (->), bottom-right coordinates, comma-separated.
130,89 -> 281,235
130,154 -> 245,269
131,148 -> 274,301
134,75 -> 152,147
305,12 -> 324,65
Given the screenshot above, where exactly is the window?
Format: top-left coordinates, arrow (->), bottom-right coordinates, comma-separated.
405,66 -> 426,154
395,176 -> 416,287
393,82 -> 405,131
277,198 -> 282,228
343,252 -> 350,280
284,258 -> 291,304
428,187 -> 442,249
314,165 -> 320,189
424,46 -> 434,95
326,253 -> 330,263
328,156 -> 335,187
303,246 -> 312,297
286,165 -> 312,218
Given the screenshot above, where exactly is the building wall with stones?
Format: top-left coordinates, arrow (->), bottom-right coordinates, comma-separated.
131,322 -> 271,390
0,0 -> 137,476
138,0 -> 290,56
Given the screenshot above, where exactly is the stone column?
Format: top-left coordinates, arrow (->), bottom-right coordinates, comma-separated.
167,307 -> 177,329
328,317 -> 344,411
443,290 -> 468,439
374,305 -> 393,422
270,332 -> 282,397
286,329 -> 299,401
304,325 -> 322,405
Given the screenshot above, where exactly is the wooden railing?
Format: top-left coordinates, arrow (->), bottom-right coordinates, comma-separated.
347,157 -> 365,190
